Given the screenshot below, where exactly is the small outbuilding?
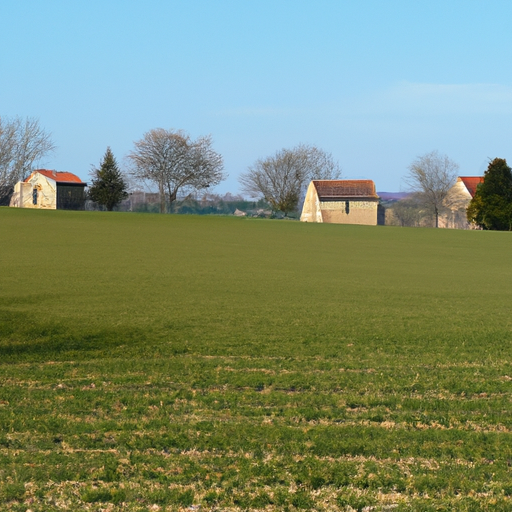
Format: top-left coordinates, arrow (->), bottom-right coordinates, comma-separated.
10,170 -> 87,210
300,180 -> 382,225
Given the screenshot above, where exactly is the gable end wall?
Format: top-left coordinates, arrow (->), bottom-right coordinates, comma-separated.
300,182 -> 323,222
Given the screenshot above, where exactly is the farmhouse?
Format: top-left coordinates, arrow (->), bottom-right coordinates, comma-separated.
300,179 -> 382,225
440,176 -> 483,229
10,170 -> 87,210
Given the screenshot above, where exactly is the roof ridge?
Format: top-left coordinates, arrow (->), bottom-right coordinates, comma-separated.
312,179 -> 379,199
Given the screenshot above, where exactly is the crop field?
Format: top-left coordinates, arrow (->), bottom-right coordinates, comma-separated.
1,207 -> 512,511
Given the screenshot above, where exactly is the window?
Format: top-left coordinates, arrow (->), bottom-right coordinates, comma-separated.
32,188 -> 38,205
345,201 -> 350,214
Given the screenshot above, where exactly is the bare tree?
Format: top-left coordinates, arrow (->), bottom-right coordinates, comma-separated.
127,129 -> 225,213
404,150 -> 459,228
0,117 -> 55,204
239,144 -> 342,215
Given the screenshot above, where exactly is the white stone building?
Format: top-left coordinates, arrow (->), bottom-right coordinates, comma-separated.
440,176 -> 483,229
10,170 -> 87,210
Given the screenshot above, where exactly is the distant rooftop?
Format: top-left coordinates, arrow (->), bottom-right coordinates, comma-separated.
25,170 -> 86,185
458,176 -> 483,197
313,180 -> 379,200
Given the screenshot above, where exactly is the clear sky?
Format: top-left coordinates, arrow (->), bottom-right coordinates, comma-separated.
2,0 -> 512,194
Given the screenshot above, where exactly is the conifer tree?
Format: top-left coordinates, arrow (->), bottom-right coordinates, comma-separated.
88,147 -> 128,211
467,158 -> 512,230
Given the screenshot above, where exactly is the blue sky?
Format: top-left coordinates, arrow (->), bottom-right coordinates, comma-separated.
2,0 -> 512,194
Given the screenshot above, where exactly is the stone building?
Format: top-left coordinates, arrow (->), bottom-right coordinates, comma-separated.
9,170 -> 87,210
300,180 -> 382,225
440,176 -> 483,229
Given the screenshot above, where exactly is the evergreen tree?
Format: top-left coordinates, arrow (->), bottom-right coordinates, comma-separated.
467,158 -> 512,230
88,147 -> 128,211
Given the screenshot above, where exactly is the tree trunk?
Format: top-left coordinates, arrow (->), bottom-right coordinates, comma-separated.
168,189 -> 177,213
159,181 -> 165,214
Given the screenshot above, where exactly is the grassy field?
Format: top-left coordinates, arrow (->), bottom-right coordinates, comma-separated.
1,207 -> 512,511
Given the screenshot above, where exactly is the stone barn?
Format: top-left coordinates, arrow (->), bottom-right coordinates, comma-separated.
300,180 -> 382,225
440,176 -> 484,229
10,170 -> 87,210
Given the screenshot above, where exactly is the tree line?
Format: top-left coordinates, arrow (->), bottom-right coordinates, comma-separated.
0,117 -> 339,214
2,116 -> 512,229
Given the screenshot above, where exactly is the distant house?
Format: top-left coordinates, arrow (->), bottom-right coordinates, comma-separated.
440,176 -> 483,229
300,180 -> 383,225
9,170 -> 87,210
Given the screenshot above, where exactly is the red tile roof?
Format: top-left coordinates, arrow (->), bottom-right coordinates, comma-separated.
25,169 -> 86,184
313,180 -> 379,200
459,176 -> 483,197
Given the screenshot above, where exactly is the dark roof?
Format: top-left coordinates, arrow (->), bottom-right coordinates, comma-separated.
458,176 -> 483,198
313,180 -> 379,200
25,170 -> 86,185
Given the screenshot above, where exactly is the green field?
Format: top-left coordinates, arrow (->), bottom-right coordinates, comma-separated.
1,207 -> 512,511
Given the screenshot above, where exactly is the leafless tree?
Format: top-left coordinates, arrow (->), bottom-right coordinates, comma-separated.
404,150 -> 459,228
239,144 -> 342,215
0,117 -> 55,204
127,129 -> 225,213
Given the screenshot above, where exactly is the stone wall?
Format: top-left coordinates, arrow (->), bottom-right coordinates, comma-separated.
9,174 -> 57,209
300,182 -> 323,222
439,180 -> 473,229
320,200 -> 378,225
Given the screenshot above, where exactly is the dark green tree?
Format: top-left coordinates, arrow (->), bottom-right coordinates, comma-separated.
88,147 -> 128,211
467,158 -> 512,230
